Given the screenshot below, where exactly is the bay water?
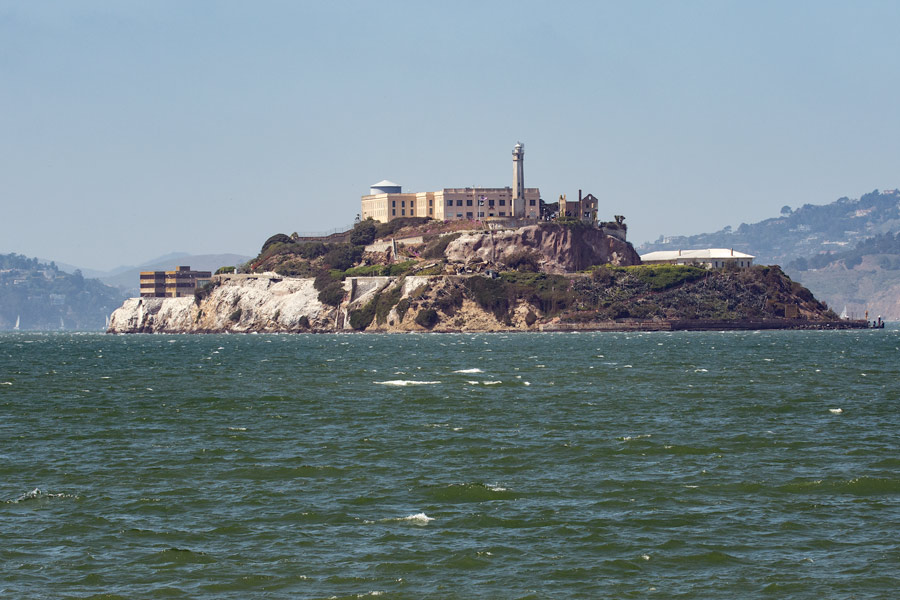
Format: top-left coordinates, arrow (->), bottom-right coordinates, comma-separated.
1,329 -> 898,598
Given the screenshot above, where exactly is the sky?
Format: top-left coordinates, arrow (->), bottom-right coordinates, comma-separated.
2,0 -> 899,271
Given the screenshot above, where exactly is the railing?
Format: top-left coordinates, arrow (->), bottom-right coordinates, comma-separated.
294,224 -> 355,238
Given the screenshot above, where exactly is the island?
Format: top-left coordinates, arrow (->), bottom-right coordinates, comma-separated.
108,217 -> 863,334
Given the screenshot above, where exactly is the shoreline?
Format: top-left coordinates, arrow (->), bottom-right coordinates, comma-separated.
106,318 -> 872,335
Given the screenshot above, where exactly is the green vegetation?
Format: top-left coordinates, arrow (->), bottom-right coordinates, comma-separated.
375,217 -> 431,238
215,266 -> 235,275
414,308 -> 439,329
422,233 -> 462,259
619,265 -> 707,291
323,244 -> 364,271
348,298 -> 377,330
350,219 -> 378,246
313,272 -> 344,306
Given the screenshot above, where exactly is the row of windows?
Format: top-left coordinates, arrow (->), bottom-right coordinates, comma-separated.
446,199 -> 509,207
392,200 -> 435,208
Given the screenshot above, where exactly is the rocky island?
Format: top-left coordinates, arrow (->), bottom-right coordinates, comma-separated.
108,218 -> 859,333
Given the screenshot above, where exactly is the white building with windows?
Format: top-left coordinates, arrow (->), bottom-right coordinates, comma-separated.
360,143 -> 541,223
640,249 -> 755,269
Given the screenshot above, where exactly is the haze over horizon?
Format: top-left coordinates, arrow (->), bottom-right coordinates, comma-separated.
3,0 -> 899,271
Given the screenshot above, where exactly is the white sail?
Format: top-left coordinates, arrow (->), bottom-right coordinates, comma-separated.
14,315 -> 20,330
839,305 -> 848,320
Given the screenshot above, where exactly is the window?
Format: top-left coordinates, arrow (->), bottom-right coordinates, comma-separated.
401,201 -> 405,207
478,211 -> 485,218
447,200 -> 453,207
499,199 -> 505,206
456,213 -> 463,218
429,199 -> 433,206
466,212 -> 473,218
401,209 -> 406,216
392,209 -> 396,216
529,199 -> 536,206
392,200 -> 396,207
488,212 -> 494,217
456,199 -> 463,206
466,199 -> 473,206
488,199 -> 495,207
499,211 -> 506,216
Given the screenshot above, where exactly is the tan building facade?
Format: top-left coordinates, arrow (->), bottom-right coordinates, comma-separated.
361,186 -> 542,223
140,266 -> 213,298
361,143 -> 542,223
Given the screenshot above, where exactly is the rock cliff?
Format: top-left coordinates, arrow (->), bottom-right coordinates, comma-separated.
444,224 -> 639,272
108,266 -> 852,334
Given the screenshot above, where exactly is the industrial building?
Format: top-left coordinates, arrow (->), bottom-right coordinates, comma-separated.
140,266 -> 212,298
639,249 -> 755,269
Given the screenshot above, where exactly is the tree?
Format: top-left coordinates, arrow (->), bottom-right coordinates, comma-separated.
780,205 -> 792,216
350,219 -> 377,246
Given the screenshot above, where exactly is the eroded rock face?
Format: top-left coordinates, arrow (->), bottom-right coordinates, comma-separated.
108,275 -> 334,333
443,224 -> 641,272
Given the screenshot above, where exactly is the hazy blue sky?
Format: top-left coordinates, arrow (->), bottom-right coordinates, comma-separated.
2,1 -> 899,270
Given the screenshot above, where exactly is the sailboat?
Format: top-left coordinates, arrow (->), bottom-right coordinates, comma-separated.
13,315 -> 20,331
839,306 -> 849,320
59,316 -> 65,330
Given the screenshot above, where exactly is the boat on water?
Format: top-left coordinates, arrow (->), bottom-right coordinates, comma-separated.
13,315 -> 20,331
839,306 -> 849,320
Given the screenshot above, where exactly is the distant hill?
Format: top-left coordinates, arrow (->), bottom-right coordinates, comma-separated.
636,189 -> 900,319
0,253 -> 127,331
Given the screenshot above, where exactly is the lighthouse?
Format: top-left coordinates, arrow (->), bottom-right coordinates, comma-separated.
512,142 -> 525,217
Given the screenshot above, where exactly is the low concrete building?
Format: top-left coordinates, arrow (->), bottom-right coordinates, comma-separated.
140,266 -> 212,298
640,249 -> 755,269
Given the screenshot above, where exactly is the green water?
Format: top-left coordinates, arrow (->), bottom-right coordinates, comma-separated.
1,330 -> 898,598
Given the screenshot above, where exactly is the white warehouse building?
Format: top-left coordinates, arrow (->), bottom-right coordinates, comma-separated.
640,248 -> 755,269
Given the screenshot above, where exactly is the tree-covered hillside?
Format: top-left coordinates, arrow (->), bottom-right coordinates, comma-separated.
636,189 -> 900,319
0,254 -> 126,330
638,189 -> 900,266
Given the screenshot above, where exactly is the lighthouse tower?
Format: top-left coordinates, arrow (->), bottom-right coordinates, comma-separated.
512,142 -> 525,217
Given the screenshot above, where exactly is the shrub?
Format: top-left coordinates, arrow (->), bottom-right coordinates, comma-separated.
261,233 -> 293,253
274,260 -> 317,277
375,217 -> 431,238
388,261 -> 416,276
298,241 -> 328,260
464,276 -> 510,319
350,219 -> 378,246
348,298 -> 377,330
215,266 -> 235,275
591,265 -> 614,285
505,249 -> 541,272
434,286 -> 464,314
323,244 -> 363,271
626,265 -> 707,291
375,284 -> 403,324
415,308 -> 439,329
318,282 -> 345,306
422,233 -> 462,259
344,264 -> 388,277
396,298 -> 411,321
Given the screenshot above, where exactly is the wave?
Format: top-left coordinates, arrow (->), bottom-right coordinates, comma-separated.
374,380 -> 441,386
453,368 -> 483,373
383,512 -> 434,525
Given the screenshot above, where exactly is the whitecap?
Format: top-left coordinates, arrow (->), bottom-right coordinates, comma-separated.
694,368 -> 708,373
483,381 -> 501,385
401,512 -> 433,523
375,380 -> 441,386
829,408 -> 843,414
454,368 -> 483,373
13,488 -> 42,503
523,382 -> 531,386
227,427 -> 247,431
1,382 -> 12,386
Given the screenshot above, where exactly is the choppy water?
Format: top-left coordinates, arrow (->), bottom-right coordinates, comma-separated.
1,329 -> 898,599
